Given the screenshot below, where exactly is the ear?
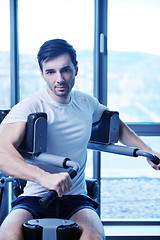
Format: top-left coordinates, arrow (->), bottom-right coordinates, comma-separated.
75,65 -> 78,76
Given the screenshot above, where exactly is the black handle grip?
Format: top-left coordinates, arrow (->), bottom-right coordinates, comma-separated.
135,150 -> 160,165
147,154 -> 159,165
68,168 -> 77,179
39,190 -> 58,208
39,168 -> 78,208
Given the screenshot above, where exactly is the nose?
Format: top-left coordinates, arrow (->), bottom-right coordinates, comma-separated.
56,72 -> 64,84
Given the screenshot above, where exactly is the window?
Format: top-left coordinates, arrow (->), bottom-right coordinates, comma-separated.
18,0 -> 94,98
102,0 -> 160,220
0,0 -> 10,109
18,0 -> 94,176
108,0 -> 160,122
101,137 -> 160,220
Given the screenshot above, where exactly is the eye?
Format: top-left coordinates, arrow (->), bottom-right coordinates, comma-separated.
46,70 -> 55,75
62,67 -> 72,73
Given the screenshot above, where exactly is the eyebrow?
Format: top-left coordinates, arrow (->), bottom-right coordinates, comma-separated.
45,65 -> 71,73
45,68 -> 55,73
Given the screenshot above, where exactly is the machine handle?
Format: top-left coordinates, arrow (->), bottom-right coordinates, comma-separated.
135,150 -> 160,165
39,168 -> 78,208
39,190 -> 58,208
22,153 -> 79,208
87,142 -> 160,165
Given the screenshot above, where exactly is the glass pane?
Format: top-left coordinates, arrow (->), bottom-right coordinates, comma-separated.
101,136 -> 160,220
108,0 -> 160,122
18,0 -> 94,99
0,0 -> 10,108
18,0 -> 94,177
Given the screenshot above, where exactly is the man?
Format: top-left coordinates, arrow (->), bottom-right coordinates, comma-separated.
0,39 -> 159,240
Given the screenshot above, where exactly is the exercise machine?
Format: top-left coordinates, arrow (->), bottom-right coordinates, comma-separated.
0,109 -> 159,240
0,110 -> 98,240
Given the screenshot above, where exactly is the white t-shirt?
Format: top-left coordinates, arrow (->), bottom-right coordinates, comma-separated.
2,89 -> 107,197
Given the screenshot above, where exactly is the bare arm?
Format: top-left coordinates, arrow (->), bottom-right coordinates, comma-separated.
119,120 -> 152,150
119,120 -> 160,170
0,122 -> 72,196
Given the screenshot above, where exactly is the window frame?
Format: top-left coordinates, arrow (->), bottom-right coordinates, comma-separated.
94,0 -> 160,225
9,0 -> 160,225
10,0 -> 19,107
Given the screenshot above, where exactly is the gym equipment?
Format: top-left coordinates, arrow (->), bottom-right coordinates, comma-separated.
0,109 -> 159,240
88,109 -> 159,165
0,110 -> 99,240
23,219 -> 80,240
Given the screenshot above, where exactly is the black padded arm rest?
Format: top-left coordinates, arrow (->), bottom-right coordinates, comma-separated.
0,110 -> 47,155
19,112 -> 47,155
89,110 -> 120,144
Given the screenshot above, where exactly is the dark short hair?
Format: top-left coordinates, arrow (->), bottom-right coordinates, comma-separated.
37,39 -> 77,71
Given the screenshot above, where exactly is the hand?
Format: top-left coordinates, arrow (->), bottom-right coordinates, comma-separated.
40,172 -> 72,197
146,150 -> 160,171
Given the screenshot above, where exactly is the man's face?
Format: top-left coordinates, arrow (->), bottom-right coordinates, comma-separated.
41,53 -> 78,103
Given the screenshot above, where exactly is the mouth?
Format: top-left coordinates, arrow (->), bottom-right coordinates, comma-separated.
56,85 -> 66,91
55,84 -> 68,92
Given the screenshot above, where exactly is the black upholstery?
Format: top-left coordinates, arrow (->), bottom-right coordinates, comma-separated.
0,109 -> 10,123
85,178 -> 99,199
0,110 -> 47,155
90,110 -> 119,144
19,112 -> 47,154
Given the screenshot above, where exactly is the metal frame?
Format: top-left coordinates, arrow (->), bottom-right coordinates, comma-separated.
10,0 -> 19,106
6,0 -> 160,229
94,0 -> 108,105
0,0 -> 19,225
1,0 -> 25,223
128,123 -> 160,136
93,0 -> 108,215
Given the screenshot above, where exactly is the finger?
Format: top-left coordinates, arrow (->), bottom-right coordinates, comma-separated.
56,184 -> 64,197
147,159 -> 159,170
56,175 -> 72,197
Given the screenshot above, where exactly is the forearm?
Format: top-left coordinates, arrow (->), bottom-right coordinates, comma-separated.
119,120 -> 152,152
0,143 -> 72,196
0,143 -> 47,184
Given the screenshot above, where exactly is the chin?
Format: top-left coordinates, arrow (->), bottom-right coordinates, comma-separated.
56,91 -> 68,97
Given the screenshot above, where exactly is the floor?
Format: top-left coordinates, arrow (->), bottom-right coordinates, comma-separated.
104,225 -> 160,239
